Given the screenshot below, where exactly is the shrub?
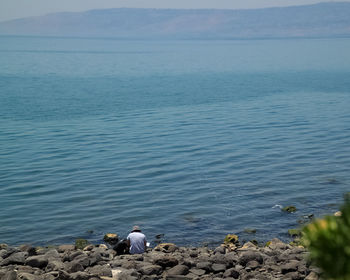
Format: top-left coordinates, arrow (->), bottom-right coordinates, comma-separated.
303,195 -> 350,279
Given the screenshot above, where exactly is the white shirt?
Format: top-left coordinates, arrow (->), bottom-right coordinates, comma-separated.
127,232 -> 146,254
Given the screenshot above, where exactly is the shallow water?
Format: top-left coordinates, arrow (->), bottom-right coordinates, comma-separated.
0,37 -> 350,246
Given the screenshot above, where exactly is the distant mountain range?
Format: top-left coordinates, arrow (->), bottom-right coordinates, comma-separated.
0,2 -> 350,39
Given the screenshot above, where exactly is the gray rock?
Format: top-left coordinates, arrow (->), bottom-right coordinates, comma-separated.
88,251 -> 103,266
2,271 -> 17,280
153,256 -> 178,268
25,255 -> 48,268
44,249 -> 60,259
46,259 -> 65,271
19,245 -> 36,256
305,271 -> 319,280
166,264 -> 189,276
165,276 -> 193,280
196,261 -> 212,272
212,263 -> 226,273
17,272 -> 40,280
86,264 -> 112,277
1,251 -> 28,265
283,271 -> 304,280
223,268 -> 240,279
140,265 -> 163,275
238,251 -> 263,266
246,260 -> 260,270
65,261 -> 84,273
70,271 -> 91,280
268,239 -> 289,251
58,245 -> 75,252
73,254 -> 90,268
281,261 -> 299,274
189,268 -> 206,276
214,246 -> 226,254
224,252 -> 239,266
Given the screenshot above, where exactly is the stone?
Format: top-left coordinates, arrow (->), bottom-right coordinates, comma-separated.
283,271 -> 304,280
75,239 -> 89,250
99,244 -> 108,250
240,242 -> 258,250
166,264 -> 189,276
244,228 -> 257,234
58,244 -> 75,252
17,273 -> 39,280
224,234 -> 239,245
1,251 -> 28,265
70,271 -> 91,280
83,244 -> 94,251
86,264 -> 113,277
196,261 -> 211,272
246,260 -> 260,270
214,245 -> 226,254
65,261 -> 85,273
165,276 -> 193,280
305,271 -> 319,280
154,243 -> 178,253
268,238 -> 289,251
0,244 -> 8,250
238,251 -> 263,266
281,261 -> 299,274
140,265 -> 163,275
2,271 -> 17,280
25,255 -> 48,268
282,206 -> 297,213
73,254 -> 90,268
44,249 -> 60,259
46,259 -> 65,271
103,233 -> 119,245
189,268 -> 206,276
334,211 -> 342,216
19,245 -> 36,256
211,263 -> 226,272
223,268 -> 240,279
153,256 -> 178,268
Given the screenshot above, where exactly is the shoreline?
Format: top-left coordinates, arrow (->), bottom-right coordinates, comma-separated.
0,234 -> 319,280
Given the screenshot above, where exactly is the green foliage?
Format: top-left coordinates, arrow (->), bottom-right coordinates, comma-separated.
75,239 -> 89,250
303,196 -> 350,279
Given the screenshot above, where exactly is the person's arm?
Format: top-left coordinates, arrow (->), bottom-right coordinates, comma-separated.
127,239 -> 130,249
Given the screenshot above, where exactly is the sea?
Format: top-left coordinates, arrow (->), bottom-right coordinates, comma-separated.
0,36 -> 350,247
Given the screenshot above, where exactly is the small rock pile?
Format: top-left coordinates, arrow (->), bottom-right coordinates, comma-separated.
0,238 -> 320,280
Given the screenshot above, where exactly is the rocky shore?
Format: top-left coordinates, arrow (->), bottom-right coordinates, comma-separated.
0,236 -> 320,280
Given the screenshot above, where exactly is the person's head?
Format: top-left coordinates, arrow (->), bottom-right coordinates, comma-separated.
131,225 -> 141,232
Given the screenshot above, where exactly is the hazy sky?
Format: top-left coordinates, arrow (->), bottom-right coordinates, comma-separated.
0,0 -> 348,22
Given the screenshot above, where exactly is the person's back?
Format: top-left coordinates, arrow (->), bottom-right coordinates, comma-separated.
127,226 -> 147,254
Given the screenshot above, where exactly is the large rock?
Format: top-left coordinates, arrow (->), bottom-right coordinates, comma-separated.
25,255 -> 48,268
1,251 -> 28,265
211,263 -> 226,272
1,271 -> 17,280
223,268 -> 240,279
86,264 -> 113,277
238,251 -> 263,266
154,243 -> 178,253
140,265 -> 163,275
103,233 -> 119,245
65,261 -> 85,273
166,264 -> 189,276
58,245 -> 75,252
153,256 -> 178,268
70,271 -> 91,280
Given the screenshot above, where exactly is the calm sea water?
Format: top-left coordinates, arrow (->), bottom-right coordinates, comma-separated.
0,36 -> 350,247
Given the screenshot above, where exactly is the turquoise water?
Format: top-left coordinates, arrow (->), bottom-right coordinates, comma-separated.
0,37 -> 350,246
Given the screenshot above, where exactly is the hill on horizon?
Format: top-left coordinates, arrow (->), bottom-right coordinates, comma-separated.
0,2 -> 350,39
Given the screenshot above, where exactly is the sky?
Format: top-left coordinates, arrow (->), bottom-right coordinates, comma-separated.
0,0 -> 347,22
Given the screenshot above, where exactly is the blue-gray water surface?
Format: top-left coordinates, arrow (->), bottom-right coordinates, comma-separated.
0,36 -> 350,246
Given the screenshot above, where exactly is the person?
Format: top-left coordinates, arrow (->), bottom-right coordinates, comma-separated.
127,225 -> 147,254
